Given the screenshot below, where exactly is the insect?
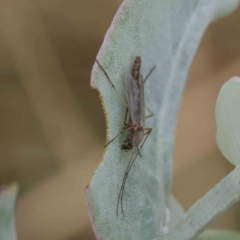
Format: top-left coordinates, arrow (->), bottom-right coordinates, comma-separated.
96,56 -> 155,217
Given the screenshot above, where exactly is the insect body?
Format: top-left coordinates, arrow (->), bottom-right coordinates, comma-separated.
96,56 -> 155,217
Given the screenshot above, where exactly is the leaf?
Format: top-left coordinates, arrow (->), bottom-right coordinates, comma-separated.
158,165 -> 240,240
155,230 -> 240,240
196,230 -> 240,240
0,183 -> 18,240
216,76 -> 240,166
86,0 -> 239,239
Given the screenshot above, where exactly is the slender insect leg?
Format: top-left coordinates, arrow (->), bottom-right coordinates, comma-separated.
143,65 -> 155,118
137,146 -> 142,157
116,151 -> 138,217
122,128 -> 139,144
128,147 -> 142,157
130,148 -> 141,156
123,108 -> 129,126
139,128 -> 152,151
105,108 -> 129,147
96,59 -> 128,108
143,65 -> 156,84
137,146 -> 142,158
144,104 -> 153,119
120,153 -> 138,216
104,125 -> 133,148
118,128 -> 152,216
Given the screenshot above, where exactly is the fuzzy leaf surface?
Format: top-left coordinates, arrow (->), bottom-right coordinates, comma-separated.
86,1 -> 239,239
0,184 -> 18,240
216,77 -> 240,166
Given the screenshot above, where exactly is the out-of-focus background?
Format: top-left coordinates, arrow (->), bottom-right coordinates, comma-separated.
0,0 -> 239,239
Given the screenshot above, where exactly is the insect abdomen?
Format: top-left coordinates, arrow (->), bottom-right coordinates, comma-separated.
131,56 -> 141,83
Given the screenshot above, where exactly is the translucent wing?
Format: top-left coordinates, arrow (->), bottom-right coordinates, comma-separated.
138,74 -> 145,128
122,72 -> 144,127
122,72 -> 131,109
123,72 -> 136,124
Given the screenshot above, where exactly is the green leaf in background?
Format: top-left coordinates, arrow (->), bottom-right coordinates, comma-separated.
158,76 -> 240,240
86,0 -> 239,239
160,164 -> 240,240
0,183 -> 18,240
196,230 -> 240,240
216,76 -> 240,166
154,230 -> 240,240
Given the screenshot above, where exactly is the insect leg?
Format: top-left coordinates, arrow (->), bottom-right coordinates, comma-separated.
130,148 -> 141,156
116,151 -> 139,217
128,146 -> 142,157
143,64 -> 154,119
137,146 -> 142,158
121,128 -> 138,143
139,128 -> 152,151
117,129 -> 152,216
104,125 -> 133,148
143,65 -> 156,84
96,59 -> 128,108
123,108 -> 129,126
144,104 -> 153,119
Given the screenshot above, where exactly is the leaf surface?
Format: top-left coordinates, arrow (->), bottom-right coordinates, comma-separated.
0,183 -> 18,240
196,230 -> 240,240
216,76 -> 240,166
86,1 -> 239,239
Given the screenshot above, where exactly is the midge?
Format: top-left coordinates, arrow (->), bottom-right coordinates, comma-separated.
96,56 -> 155,217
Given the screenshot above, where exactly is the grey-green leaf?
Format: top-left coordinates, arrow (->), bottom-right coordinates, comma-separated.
216,77 -> 240,166
0,183 -> 18,240
158,165 -> 240,240
86,0 -> 239,240
154,230 -> 240,240
196,230 -> 240,240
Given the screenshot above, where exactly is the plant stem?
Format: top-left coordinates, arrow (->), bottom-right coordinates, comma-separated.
162,165 -> 240,240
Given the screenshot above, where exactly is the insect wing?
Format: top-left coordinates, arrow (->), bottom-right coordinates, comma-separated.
122,72 -> 131,106
122,72 -> 143,126
122,72 -> 137,125
129,75 -> 142,127
138,74 -> 145,128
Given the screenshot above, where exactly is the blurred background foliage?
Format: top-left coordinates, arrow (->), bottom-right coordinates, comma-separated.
0,0 -> 239,239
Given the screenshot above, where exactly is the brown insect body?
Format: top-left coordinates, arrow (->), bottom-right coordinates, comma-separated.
96,56 -> 154,217
121,56 -> 145,151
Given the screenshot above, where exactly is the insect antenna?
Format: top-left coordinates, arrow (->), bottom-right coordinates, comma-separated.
95,59 -> 127,108
116,149 -> 139,217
